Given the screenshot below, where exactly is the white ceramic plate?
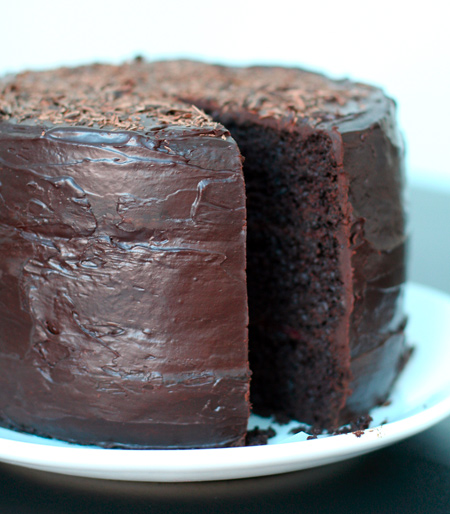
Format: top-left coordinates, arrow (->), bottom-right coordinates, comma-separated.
0,282 -> 449,482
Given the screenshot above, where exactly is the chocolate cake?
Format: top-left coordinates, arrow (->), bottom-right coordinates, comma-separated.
0,60 -> 408,448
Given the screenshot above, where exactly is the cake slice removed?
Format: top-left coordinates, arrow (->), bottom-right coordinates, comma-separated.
145,60 -> 409,428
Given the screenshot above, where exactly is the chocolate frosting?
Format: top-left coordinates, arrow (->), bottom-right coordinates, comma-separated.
0,60 -> 408,443
0,114 -> 250,448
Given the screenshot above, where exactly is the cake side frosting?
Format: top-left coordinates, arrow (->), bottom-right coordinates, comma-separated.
0,104 -> 250,448
338,100 -> 408,418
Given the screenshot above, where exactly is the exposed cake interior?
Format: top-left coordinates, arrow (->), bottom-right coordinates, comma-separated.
205,118 -> 352,427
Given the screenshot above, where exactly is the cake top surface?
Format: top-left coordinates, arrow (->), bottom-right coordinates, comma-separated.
0,62 -> 224,135
148,60 -> 380,127
0,59 -> 389,134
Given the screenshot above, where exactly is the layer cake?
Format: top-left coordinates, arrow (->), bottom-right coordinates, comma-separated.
0,61 -> 408,447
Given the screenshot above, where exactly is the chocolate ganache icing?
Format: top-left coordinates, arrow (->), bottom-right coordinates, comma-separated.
0,61 -> 408,446
0,99 -> 250,448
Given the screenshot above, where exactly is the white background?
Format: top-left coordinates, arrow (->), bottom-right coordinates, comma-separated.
1,0 -> 449,186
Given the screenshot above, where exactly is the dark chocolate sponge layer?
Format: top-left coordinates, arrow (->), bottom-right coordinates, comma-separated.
0,60 -> 408,445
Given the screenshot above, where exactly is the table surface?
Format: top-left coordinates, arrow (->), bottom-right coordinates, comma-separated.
0,414 -> 450,514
